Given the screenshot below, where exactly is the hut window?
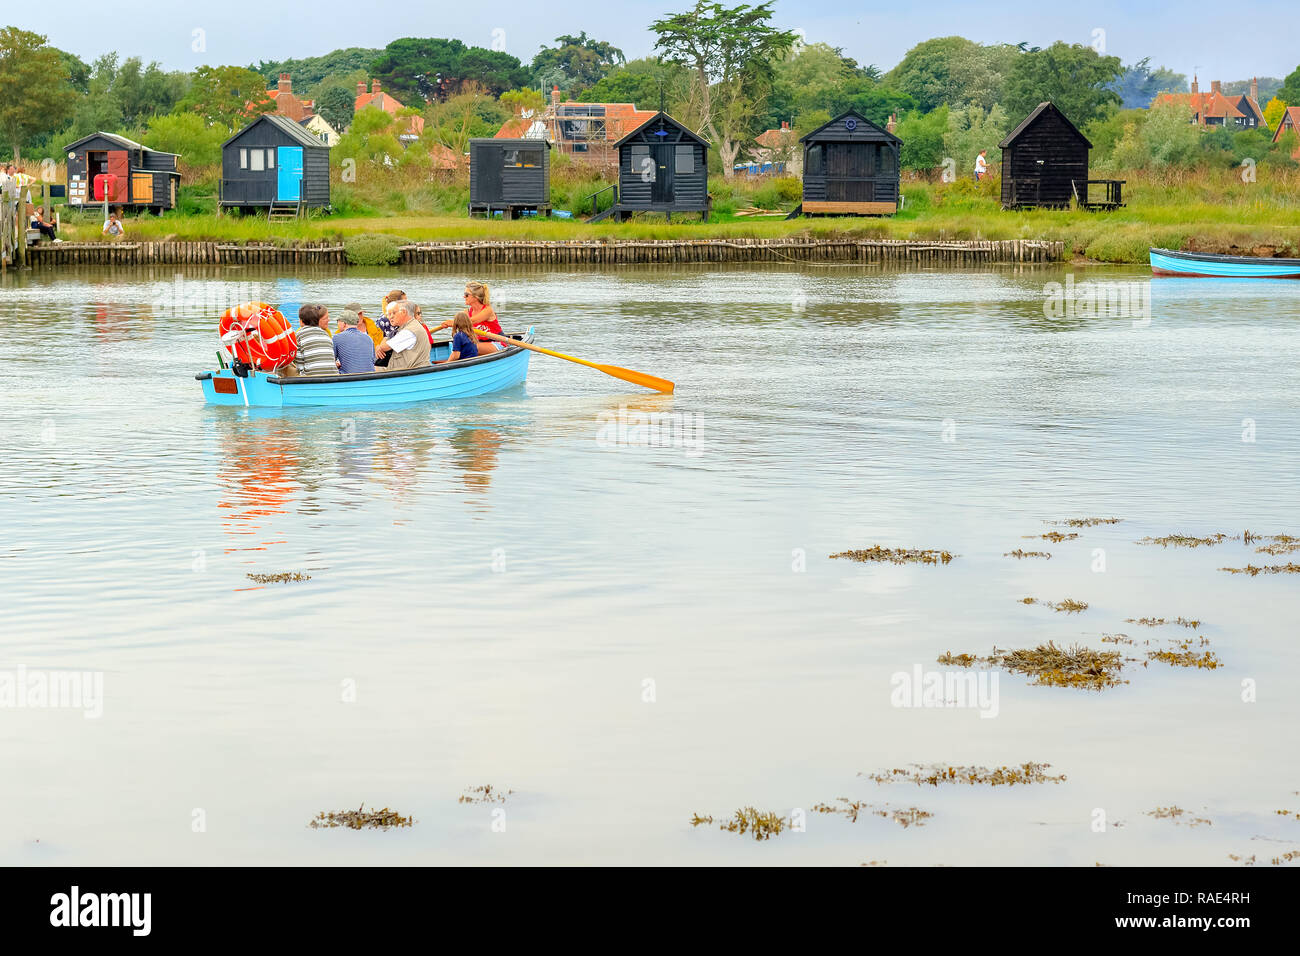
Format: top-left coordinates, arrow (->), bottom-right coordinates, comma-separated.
630,145 -> 652,181
519,148 -> 543,168
503,149 -> 520,167
250,149 -> 265,172
239,149 -> 248,169
877,145 -> 895,176
806,144 -> 824,176
674,145 -> 694,174
266,150 -> 274,169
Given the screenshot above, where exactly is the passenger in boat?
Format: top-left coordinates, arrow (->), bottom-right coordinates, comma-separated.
292,304 -> 339,377
435,312 -> 480,364
344,301 -> 385,348
375,301 -> 431,371
435,281 -> 506,352
332,309 -> 376,374
378,290 -> 406,337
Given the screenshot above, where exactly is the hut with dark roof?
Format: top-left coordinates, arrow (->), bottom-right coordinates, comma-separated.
220,114 -> 331,217
789,111 -> 900,218
998,102 -> 1091,209
587,112 -> 709,222
63,132 -> 180,212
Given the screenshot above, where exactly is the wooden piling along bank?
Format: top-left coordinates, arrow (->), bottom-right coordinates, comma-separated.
25,237 -> 1064,268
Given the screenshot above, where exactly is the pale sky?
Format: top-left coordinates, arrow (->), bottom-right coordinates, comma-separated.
12,1 -> 1297,81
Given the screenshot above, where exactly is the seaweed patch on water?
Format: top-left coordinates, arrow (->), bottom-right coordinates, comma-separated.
1146,806 -> 1211,827
937,643 -> 1127,691
1101,634 -> 1134,645
1220,562 -> 1300,576
1005,550 -> 1052,559
862,762 -> 1066,787
812,798 -> 933,828
1050,517 -> 1123,528
247,571 -> 311,584
1021,597 -> 1089,613
1125,616 -> 1204,629
830,546 -> 954,566
1139,534 -> 1229,549
936,652 -> 977,667
459,785 -> 513,804
1146,636 -> 1221,670
1036,532 -> 1080,543
720,808 -> 788,840
309,804 -> 414,830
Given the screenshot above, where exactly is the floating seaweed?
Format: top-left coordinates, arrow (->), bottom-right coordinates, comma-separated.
937,652 -> 977,667
459,785 -> 513,804
1050,517 -> 1123,528
1220,562 -> 1300,576
1255,537 -> 1300,555
1146,806 -> 1211,827
718,808 -> 788,840
1021,597 -> 1089,613
862,762 -> 1066,787
1146,637 -> 1221,670
247,571 -> 311,584
1139,534 -> 1229,548
1038,532 -> 1080,543
830,546 -> 954,566
1125,616 -> 1204,629
309,804 -> 413,830
812,798 -> 933,828
1005,550 -> 1052,559
1101,634 -> 1134,645
994,643 -> 1127,691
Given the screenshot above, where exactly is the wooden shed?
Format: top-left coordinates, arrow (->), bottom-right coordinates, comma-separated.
588,112 -> 709,223
998,102 -> 1091,209
789,111 -> 900,217
468,138 -> 552,219
63,132 -> 180,212
220,114 -> 331,217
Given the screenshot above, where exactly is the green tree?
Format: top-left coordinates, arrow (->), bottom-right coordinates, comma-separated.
1003,42 -> 1122,128
896,106 -> 948,170
179,65 -> 274,128
577,57 -> 688,108
944,103 -> 1010,172
315,85 -> 356,132
531,32 -> 625,92
831,78 -> 916,127
0,27 -> 76,159
1109,100 -> 1201,169
141,112 -> 229,167
55,47 -> 91,93
370,38 -> 529,100
886,37 -> 1015,112
253,47 -> 382,91
652,1 -> 798,174
1277,65 -> 1300,108
500,88 -> 545,114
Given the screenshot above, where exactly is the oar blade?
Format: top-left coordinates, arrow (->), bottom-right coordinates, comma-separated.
596,364 -> 675,394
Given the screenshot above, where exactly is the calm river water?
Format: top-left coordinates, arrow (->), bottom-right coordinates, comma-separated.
1,262 -> 1297,865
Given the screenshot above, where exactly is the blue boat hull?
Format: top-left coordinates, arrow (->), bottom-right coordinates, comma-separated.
1150,248 -> 1300,279
198,328 -> 533,407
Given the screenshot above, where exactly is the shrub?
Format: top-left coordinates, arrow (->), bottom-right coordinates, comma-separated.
343,233 -> 411,266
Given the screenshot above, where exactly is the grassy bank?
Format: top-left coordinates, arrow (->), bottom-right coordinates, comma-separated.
42,163 -> 1300,264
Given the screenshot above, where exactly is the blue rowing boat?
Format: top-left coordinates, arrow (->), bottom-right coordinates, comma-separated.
1150,247 -> 1300,279
196,328 -> 534,407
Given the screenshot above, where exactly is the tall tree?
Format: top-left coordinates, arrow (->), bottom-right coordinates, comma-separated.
0,27 -> 76,159
371,38 -> 529,100
887,37 -> 1017,112
315,85 -> 356,132
652,1 -> 797,174
254,47 -> 382,91
577,57 -> 689,108
178,65 -> 274,128
1278,65 -> 1300,108
531,32 -> 625,92
1002,42 -> 1122,128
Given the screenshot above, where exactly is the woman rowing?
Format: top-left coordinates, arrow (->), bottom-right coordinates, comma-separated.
436,281 -> 506,352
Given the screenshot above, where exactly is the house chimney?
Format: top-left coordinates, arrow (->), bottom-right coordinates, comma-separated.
1211,79 -> 1221,94
357,80 -> 366,97
781,120 -> 789,131
1191,75 -> 1199,94
886,113 -> 897,134
278,73 -> 291,94
551,85 -> 561,108
373,79 -> 381,94
1251,76 -> 1259,102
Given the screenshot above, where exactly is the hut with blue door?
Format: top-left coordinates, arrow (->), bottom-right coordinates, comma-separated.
220,114 -> 330,217
586,112 -> 709,222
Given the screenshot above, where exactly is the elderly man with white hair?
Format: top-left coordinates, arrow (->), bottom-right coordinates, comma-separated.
374,300 -> 430,371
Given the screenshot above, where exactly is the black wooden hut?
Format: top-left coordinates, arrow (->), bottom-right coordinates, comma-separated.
220,114 -> 331,216
63,132 -> 180,212
588,112 -> 709,222
790,111 -> 901,217
468,138 -> 552,219
998,102 -> 1091,209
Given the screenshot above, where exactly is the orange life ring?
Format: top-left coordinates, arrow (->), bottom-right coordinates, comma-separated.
218,302 -> 298,371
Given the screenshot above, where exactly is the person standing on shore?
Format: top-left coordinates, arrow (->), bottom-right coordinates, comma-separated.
974,150 -> 988,182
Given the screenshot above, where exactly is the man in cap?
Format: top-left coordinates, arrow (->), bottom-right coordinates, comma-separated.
332,308 -> 377,374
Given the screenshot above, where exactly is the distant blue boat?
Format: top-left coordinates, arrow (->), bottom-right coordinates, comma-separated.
1150,247 -> 1300,279
197,328 -> 534,407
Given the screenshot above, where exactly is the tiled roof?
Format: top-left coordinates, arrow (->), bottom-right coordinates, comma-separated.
1155,90 -> 1245,119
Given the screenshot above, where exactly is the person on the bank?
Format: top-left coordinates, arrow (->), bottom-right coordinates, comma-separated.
293,304 -> 338,376
31,206 -> 57,241
332,309 -> 376,374
375,301 -> 430,371
102,209 -> 125,238
436,312 -> 480,364
974,150 -> 988,181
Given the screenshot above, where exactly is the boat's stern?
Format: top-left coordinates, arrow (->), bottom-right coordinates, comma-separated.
196,370 -> 283,407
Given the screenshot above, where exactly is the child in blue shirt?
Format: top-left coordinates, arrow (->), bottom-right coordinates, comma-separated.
436,311 -> 480,363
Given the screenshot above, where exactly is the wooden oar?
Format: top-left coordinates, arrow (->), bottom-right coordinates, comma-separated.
475,331 -> 674,394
